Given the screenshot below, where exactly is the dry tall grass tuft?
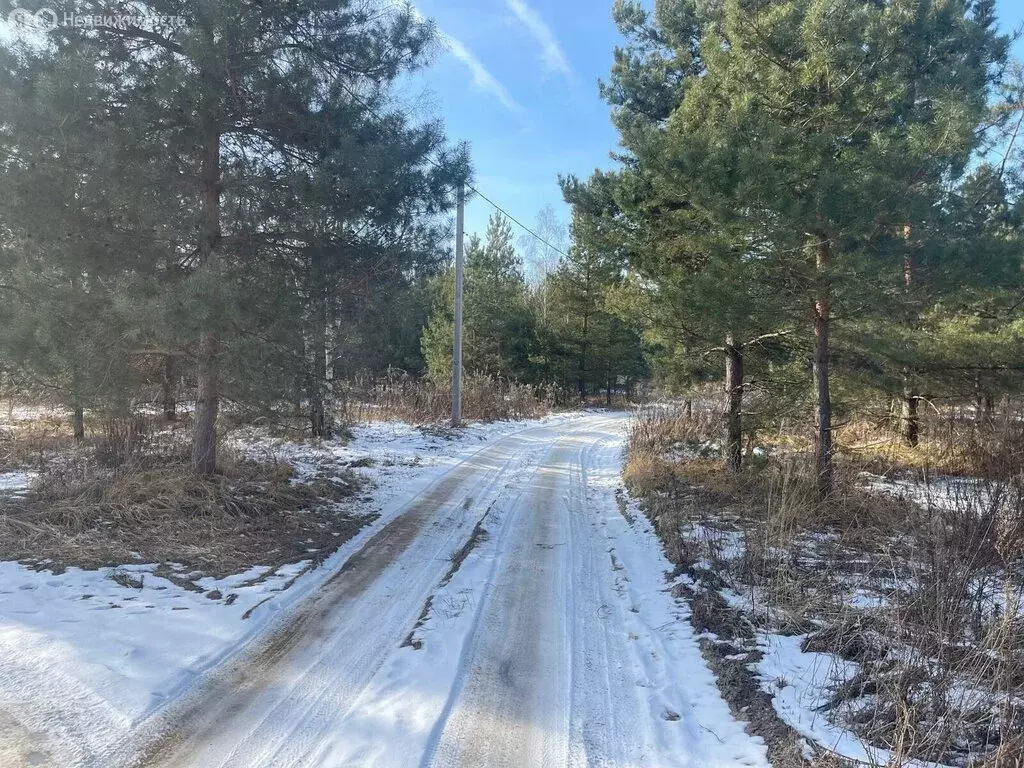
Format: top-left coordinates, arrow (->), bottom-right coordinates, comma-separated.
626,401 -> 1024,767
841,403 -> 1024,482
338,370 -> 551,424
0,444 -> 368,578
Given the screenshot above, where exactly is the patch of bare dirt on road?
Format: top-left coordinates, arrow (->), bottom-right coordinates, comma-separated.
404,510 -> 491,649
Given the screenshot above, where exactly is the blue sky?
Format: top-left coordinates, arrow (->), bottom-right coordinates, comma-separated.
406,0 -> 1024,250
3,1 -> 1021,253
402,0 -> 624,246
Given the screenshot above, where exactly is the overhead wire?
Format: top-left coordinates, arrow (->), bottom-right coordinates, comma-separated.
337,81 -> 571,260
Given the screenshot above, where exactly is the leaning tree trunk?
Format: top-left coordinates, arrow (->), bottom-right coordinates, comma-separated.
191,122 -> 222,477
725,334 -> 744,474
813,236 -> 834,498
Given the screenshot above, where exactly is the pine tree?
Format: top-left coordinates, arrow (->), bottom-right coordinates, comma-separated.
5,0 -> 461,469
541,195 -> 646,405
0,34 -> 175,435
422,214 -> 536,382
602,0 -> 1008,493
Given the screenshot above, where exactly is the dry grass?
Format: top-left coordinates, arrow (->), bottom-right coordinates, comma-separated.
839,404 -> 1024,481
338,371 -> 551,424
0,388 -> 543,589
0,412 -> 78,469
0,406 -> 188,471
0,421 -> 370,578
626,402 -> 1024,767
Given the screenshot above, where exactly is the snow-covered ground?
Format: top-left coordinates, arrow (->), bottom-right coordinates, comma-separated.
0,559 -> 316,764
0,415 -> 572,767
685,472 -> 1023,768
242,414 -> 767,768
755,632 -> 965,768
0,471 -> 32,495
0,411 -> 772,767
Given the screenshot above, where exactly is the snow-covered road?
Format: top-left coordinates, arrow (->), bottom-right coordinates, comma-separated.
5,413 -> 770,767
136,413 -> 767,767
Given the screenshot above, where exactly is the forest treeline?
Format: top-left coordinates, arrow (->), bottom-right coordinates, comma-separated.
419,211 -> 647,403
3,0 -> 1024,493
561,0 -> 1024,496
0,0 -> 646,475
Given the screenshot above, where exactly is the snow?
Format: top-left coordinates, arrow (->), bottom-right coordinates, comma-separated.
0,471 -> 32,495
0,414 -> 575,766
0,560 -> 318,762
846,588 -> 888,610
0,412 -> 770,767
296,416 -> 768,768
663,438 -> 721,462
682,522 -> 746,565
755,634 -> 866,761
862,471 -> 1012,516
755,634 -> 948,768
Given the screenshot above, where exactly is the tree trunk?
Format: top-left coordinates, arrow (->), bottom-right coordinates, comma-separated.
192,332 -> 219,475
900,234 -> 919,448
725,335 -> 743,474
162,354 -> 177,422
71,367 -> 85,441
901,389 -> 919,447
579,310 -> 589,401
309,390 -> 329,438
309,296 -> 333,439
191,122 -> 221,477
813,236 -> 834,498
72,406 -> 85,441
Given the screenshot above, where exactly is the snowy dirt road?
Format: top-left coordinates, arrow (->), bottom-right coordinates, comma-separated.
119,413 -> 768,767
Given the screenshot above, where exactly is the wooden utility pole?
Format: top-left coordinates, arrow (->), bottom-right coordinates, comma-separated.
451,182 -> 465,426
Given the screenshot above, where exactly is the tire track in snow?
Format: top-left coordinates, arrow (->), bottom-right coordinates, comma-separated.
422,416 -> 769,767
423,438 -> 579,768
423,416 -> 635,767
131,422 -> 562,768
122,413 -> 769,768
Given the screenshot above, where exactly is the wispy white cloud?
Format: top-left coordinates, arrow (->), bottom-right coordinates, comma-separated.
439,32 -> 523,114
397,1 -> 522,114
505,0 -> 573,82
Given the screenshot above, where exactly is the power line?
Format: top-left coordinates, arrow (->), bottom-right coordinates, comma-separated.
463,182 -> 570,259
337,82 -> 570,261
